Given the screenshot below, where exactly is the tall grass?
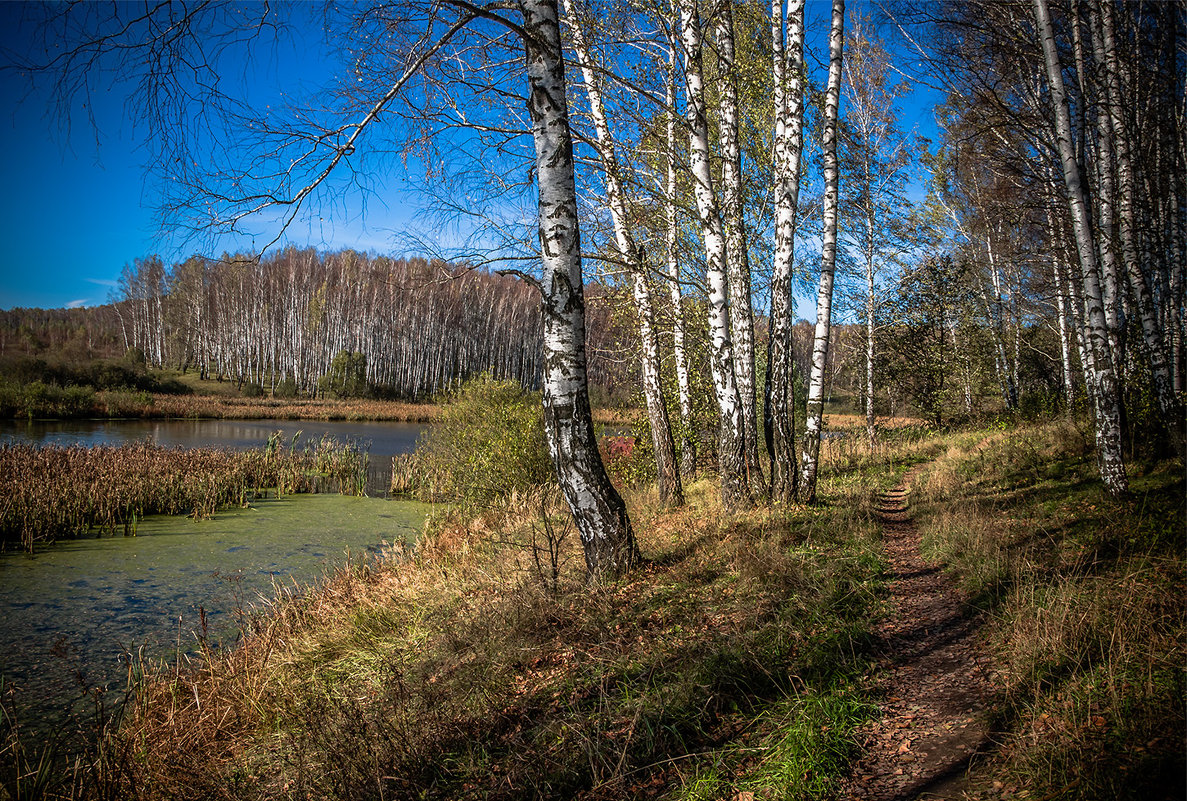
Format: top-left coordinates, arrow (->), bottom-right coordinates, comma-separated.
6,418 -> 949,800
147,394 -> 441,421
0,435 -> 369,551
911,420 -> 1185,798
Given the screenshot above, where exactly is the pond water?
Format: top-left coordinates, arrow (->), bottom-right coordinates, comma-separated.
0,418 -> 429,494
0,418 -> 433,731
0,493 -> 430,731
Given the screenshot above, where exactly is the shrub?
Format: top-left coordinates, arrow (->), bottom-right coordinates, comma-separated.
99,389 -> 154,417
4,381 -> 97,419
122,346 -> 147,369
319,351 -> 369,398
241,381 -> 265,398
415,376 -> 554,506
273,377 -> 299,399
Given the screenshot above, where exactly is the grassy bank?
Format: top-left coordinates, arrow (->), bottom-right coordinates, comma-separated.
15,428 -> 934,800
910,420 -> 1185,798
1,389 -> 639,425
144,394 -> 441,422
0,437 -> 369,551
14,418 -> 1170,800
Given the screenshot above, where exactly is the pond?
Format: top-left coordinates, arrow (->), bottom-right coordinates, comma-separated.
0,418 -> 430,494
1,494 -> 430,732
0,419 -> 433,732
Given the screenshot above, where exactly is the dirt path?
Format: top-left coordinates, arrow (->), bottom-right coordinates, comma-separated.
841,466 -> 995,800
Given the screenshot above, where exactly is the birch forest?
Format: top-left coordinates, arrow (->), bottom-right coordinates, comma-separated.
107,251 -> 545,398
6,0 -> 1184,566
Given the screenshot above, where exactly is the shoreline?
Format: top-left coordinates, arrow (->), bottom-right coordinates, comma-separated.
4,395 -> 642,426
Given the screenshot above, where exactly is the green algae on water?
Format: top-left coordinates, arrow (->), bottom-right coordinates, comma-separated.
0,493 -> 428,731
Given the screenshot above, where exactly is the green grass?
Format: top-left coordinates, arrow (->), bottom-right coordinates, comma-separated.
910,419 -> 1185,799
153,368 -> 243,397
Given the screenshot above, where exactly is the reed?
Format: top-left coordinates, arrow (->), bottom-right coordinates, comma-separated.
146,394 -> 440,422
0,435 -> 369,551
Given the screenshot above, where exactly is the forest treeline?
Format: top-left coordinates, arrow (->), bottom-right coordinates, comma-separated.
2,252 -> 551,400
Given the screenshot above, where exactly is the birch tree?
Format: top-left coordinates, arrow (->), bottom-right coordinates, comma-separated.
679,0 -> 750,510
714,0 -> 763,493
521,0 -> 639,574
763,0 -> 806,504
666,37 -> 698,478
561,0 -> 684,508
1033,0 -> 1127,496
799,0 -> 845,504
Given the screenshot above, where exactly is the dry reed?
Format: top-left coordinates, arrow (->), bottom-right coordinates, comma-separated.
146,394 -> 441,421
0,436 -> 368,551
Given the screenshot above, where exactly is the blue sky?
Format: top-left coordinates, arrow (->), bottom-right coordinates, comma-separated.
0,4 -> 422,311
0,2 -> 939,313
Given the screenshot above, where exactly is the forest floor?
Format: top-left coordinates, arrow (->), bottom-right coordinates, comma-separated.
841,463 -> 995,800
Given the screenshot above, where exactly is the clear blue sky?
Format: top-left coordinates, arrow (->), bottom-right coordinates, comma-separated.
0,2 -> 939,313
0,5 -> 421,311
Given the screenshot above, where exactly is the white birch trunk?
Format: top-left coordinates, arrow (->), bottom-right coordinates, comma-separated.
1052,245 -> 1077,413
679,0 -> 749,509
561,0 -> 683,507
865,241 -> 876,446
1096,0 -> 1185,456
522,0 -> 638,575
799,0 -> 844,504
714,1 -> 763,493
1034,0 -> 1128,496
764,0 -> 805,504
666,39 -> 697,477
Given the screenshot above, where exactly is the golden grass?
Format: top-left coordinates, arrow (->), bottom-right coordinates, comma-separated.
822,412 -> 930,430
909,420 -> 1185,799
64,434 -> 931,800
147,394 -> 442,422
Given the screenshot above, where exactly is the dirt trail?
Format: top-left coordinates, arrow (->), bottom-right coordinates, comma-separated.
841,466 -> 995,800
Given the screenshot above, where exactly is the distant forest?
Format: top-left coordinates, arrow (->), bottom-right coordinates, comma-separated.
1,249 -> 625,400
0,242 -> 1096,418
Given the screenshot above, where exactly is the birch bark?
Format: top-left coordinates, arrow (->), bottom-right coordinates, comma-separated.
666,38 -> 697,477
522,0 -> 639,575
1051,242 -> 1077,413
764,0 -> 805,504
799,0 -> 844,504
1034,0 -> 1128,496
679,0 -> 750,510
714,1 -> 763,494
1096,0 -> 1185,456
560,0 -> 683,507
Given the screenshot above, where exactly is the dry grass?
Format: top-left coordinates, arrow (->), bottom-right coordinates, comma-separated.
910,420 -> 1185,799
122,393 -> 622,424
822,412 -> 929,430
31,432 -> 948,800
147,394 -> 441,422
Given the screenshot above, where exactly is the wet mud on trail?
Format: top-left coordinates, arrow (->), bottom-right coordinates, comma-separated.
842,465 -> 996,800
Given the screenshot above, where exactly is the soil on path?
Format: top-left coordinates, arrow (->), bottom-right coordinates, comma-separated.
841,466 -> 995,800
